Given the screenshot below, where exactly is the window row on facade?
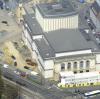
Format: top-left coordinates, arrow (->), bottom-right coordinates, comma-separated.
61,60 -> 90,71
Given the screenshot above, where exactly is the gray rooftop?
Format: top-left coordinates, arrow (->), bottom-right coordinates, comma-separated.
35,38 -> 55,59
36,0 -> 77,18
34,29 -> 99,59
23,14 -> 43,36
44,29 -> 98,53
24,2 -> 35,14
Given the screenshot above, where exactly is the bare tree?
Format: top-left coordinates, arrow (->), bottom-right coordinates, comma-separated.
0,67 -> 4,99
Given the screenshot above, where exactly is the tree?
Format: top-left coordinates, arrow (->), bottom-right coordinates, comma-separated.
0,67 -> 4,99
4,84 -> 19,99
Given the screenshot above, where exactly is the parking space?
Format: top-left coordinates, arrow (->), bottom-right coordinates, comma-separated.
2,41 -> 38,73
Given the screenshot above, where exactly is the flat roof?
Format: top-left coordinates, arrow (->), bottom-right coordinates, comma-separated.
35,38 -> 55,59
36,0 -> 77,18
60,71 -> 100,78
75,71 -> 99,79
44,29 -> 98,53
23,14 -> 43,36
34,29 -> 98,59
24,2 -> 35,14
60,71 -> 74,77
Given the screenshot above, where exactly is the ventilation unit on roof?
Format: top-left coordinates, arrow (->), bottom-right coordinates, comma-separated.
47,5 -> 52,10
46,53 -> 49,56
52,4 -> 62,10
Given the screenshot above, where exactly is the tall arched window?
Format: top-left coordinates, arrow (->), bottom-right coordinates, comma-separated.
80,61 -> 84,68
67,62 -> 71,70
61,63 -> 65,71
73,62 -> 77,69
86,60 -> 90,68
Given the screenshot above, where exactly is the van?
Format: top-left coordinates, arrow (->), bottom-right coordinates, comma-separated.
31,71 -> 38,76
3,64 -> 8,68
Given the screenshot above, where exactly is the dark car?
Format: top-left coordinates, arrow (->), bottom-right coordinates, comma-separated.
26,59 -> 31,62
1,21 -> 8,26
27,61 -> 37,66
20,72 -> 27,77
14,62 -> 17,66
88,23 -> 94,30
84,16 -> 88,20
24,66 -> 29,69
11,55 -> 16,60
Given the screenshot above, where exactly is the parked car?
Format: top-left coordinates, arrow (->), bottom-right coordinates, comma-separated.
1,21 -> 8,25
85,16 -> 88,20
20,72 -> 27,77
24,66 -> 29,69
26,59 -> 31,62
14,62 -> 17,66
14,70 -> 20,75
11,55 -> 16,60
88,23 -> 94,30
3,64 -> 8,68
0,50 -> 4,56
5,5 -> 9,10
27,62 -> 37,66
31,71 -> 38,76
26,58 -> 37,66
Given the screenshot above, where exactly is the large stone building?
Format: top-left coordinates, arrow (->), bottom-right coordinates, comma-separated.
22,0 -> 100,80
35,2 -> 78,32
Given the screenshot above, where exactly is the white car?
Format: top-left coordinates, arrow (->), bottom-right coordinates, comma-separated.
3,64 -> 8,68
87,19 -> 90,23
92,30 -> 96,34
14,70 -> 20,75
30,71 -> 38,76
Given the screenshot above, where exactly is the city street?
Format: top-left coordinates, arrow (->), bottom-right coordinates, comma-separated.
1,63 -> 100,99
0,64 -> 81,99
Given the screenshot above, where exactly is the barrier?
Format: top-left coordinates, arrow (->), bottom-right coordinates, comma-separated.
58,81 -> 100,88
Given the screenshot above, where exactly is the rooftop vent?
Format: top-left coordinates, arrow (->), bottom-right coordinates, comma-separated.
46,53 -> 49,56
52,4 -> 62,10
47,5 -> 52,10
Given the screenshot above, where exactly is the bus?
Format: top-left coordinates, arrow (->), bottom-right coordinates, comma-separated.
84,90 -> 100,98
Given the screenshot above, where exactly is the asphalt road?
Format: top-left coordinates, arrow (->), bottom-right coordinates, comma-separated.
3,77 -> 42,99
0,64 -> 81,99
1,64 -> 100,99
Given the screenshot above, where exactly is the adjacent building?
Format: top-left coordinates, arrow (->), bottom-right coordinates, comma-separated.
90,0 -> 100,31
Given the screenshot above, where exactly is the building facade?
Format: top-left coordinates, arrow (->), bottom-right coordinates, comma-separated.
35,6 -> 78,32
22,1 -> 100,80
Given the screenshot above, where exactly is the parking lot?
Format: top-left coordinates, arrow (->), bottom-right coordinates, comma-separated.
0,8 -> 38,74
0,9 -> 22,44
